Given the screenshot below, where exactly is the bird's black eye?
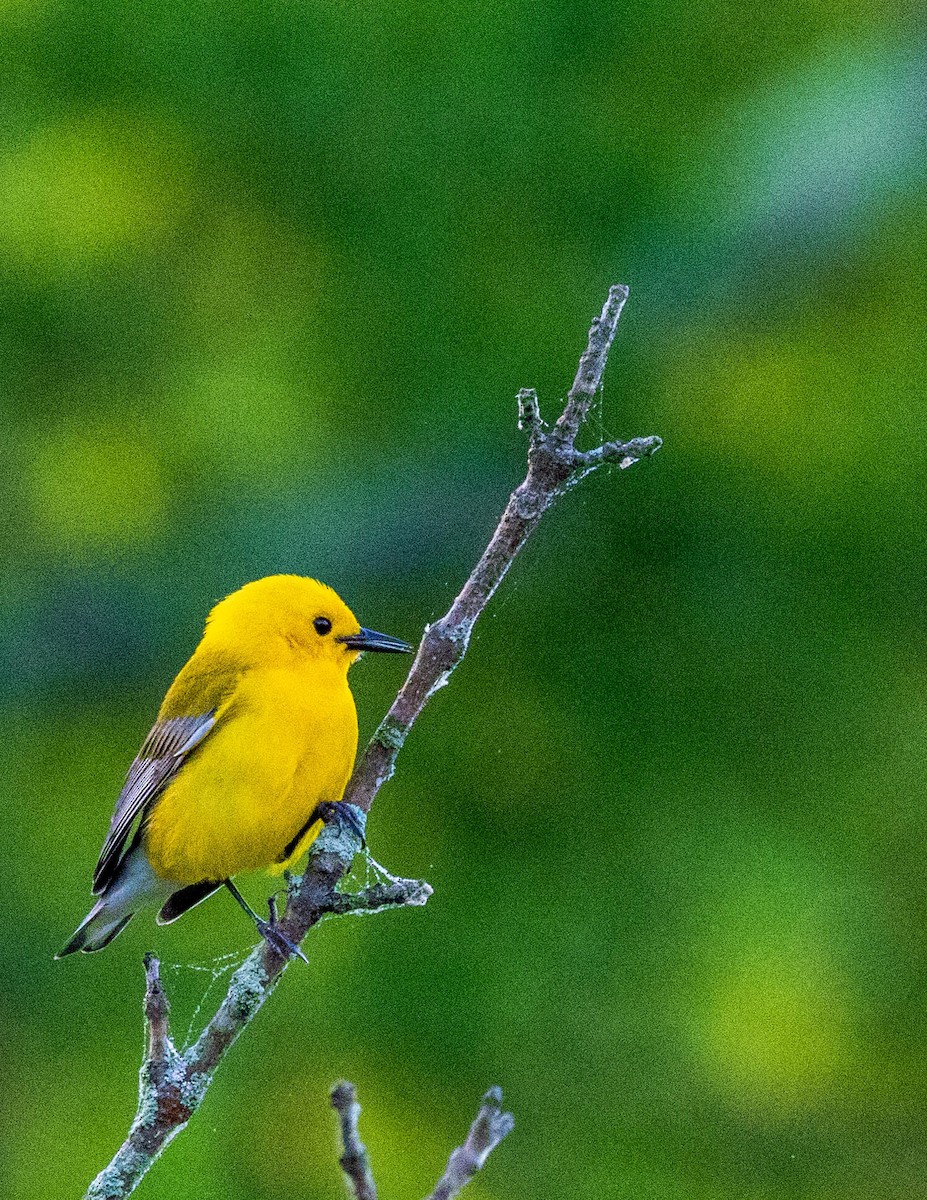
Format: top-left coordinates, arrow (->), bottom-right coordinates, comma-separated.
313,617 -> 332,636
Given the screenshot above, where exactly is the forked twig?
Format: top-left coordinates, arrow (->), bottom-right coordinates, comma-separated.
330,1081 -> 513,1200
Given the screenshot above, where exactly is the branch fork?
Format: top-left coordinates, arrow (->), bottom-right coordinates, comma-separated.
330,1081 -> 514,1200
83,284 -> 661,1199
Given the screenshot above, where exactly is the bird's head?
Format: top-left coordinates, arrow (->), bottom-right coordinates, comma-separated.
202,575 -> 411,672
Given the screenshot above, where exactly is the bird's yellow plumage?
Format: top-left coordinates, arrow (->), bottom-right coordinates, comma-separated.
57,575 -> 411,958
145,658 -> 359,882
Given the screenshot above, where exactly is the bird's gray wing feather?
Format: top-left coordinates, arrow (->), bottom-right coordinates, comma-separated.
92,712 -> 215,894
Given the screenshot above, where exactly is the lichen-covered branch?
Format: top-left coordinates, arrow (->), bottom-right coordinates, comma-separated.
349,285 -> 660,811
425,1087 -> 515,1200
83,850 -> 429,1200
331,1082 -> 378,1200
85,956 -> 198,1199
83,285 -> 661,1199
319,877 -> 434,917
330,1083 -> 513,1200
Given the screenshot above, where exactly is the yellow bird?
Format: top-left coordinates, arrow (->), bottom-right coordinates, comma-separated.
57,575 -> 410,960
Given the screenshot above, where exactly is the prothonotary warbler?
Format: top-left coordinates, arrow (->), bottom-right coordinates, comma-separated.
57,575 -> 411,961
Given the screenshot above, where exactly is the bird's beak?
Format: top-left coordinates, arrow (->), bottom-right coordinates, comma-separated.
337,627 -> 413,654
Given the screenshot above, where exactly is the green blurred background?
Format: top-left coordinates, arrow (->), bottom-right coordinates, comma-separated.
2,2 -> 925,1197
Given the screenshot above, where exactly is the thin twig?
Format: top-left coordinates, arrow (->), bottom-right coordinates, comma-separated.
574,435 -> 662,472
553,282 -> 629,445
426,1087 -> 515,1200
85,957 -> 192,1200
329,1082 -> 513,1200
331,1082 -> 378,1200
319,877 -> 434,917
142,953 -> 172,1063
344,284 -> 660,815
83,285 -> 661,1198
516,387 -> 545,438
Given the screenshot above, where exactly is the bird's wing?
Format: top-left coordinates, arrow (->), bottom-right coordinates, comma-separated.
92,712 -> 216,894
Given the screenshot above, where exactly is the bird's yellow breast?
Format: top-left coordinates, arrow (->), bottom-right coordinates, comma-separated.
143,663 -> 358,884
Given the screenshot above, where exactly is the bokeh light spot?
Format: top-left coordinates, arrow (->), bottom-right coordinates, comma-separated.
167,357 -> 307,479
678,843 -> 867,1116
698,952 -> 851,1110
666,332 -> 862,481
0,112 -> 191,272
28,422 -> 169,555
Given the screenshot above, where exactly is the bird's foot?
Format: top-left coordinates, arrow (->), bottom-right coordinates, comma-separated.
257,895 -> 309,965
257,919 -> 309,965
314,800 -> 366,848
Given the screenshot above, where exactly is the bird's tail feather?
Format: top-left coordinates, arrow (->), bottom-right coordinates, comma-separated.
56,901 -> 135,957
157,880 -> 222,924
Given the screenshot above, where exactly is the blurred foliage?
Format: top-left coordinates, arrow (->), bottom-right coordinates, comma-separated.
1,2 -> 925,1198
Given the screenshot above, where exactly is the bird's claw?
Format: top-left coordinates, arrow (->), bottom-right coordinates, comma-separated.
256,918 -> 309,965
315,800 -> 366,849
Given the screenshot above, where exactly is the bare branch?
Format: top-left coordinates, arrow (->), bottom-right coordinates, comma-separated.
331,1082 -> 378,1200
84,957 -> 194,1200
328,1083 -> 513,1200
574,434 -> 663,472
426,1087 -> 515,1200
346,284 -> 658,814
143,953 -> 172,1063
553,282 -> 629,445
319,876 -> 434,917
83,285 -> 661,1198
516,386 -> 545,444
